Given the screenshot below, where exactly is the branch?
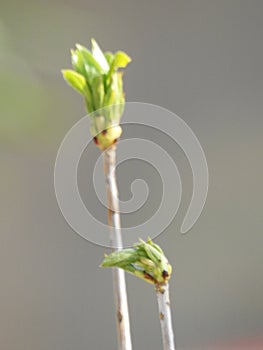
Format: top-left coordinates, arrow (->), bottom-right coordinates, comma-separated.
103,145 -> 133,350
156,283 -> 175,350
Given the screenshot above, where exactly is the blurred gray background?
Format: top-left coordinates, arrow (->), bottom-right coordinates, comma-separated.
1,0 -> 263,349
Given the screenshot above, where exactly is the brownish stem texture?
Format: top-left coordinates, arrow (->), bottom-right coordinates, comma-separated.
103,145 -> 132,350
156,283 -> 175,350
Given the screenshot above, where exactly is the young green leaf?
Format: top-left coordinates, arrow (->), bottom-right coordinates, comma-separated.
101,248 -> 138,268
107,51 -> 131,81
148,239 -> 164,255
91,76 -> 105,110
62,69 -> 87,95
71,49 -> 86,77
143,242 -> 162,265
76,44 -> 105,75
104,51 -> 115,66
103,87 -> 116,107
91,38 -> 109,73
114,51 -> 132,69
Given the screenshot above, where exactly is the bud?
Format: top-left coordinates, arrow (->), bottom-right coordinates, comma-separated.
101,239 -> 172,286
94,125 -> 122,151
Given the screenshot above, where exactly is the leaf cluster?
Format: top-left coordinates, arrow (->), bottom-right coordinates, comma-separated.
62,39 -> 131,119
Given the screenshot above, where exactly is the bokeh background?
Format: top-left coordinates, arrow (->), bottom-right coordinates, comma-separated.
1,0 -> 263,349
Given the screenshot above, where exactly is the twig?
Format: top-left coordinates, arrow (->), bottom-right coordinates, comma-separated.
156,283 -> 175,350
103,145 -> 133,350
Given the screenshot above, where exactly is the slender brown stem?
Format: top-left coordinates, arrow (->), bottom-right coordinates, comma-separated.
156,283 -> 175,350
103,145 -> 132,350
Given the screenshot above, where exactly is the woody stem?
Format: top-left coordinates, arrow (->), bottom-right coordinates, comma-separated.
156,283 -> 176,350
103,145 -> 133,350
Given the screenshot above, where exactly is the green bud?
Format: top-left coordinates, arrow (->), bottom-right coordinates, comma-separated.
100,239 -> 172,286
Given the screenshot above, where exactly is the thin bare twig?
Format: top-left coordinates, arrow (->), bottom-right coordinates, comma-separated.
156,283 -> 175,350
103,145 -> 132,350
